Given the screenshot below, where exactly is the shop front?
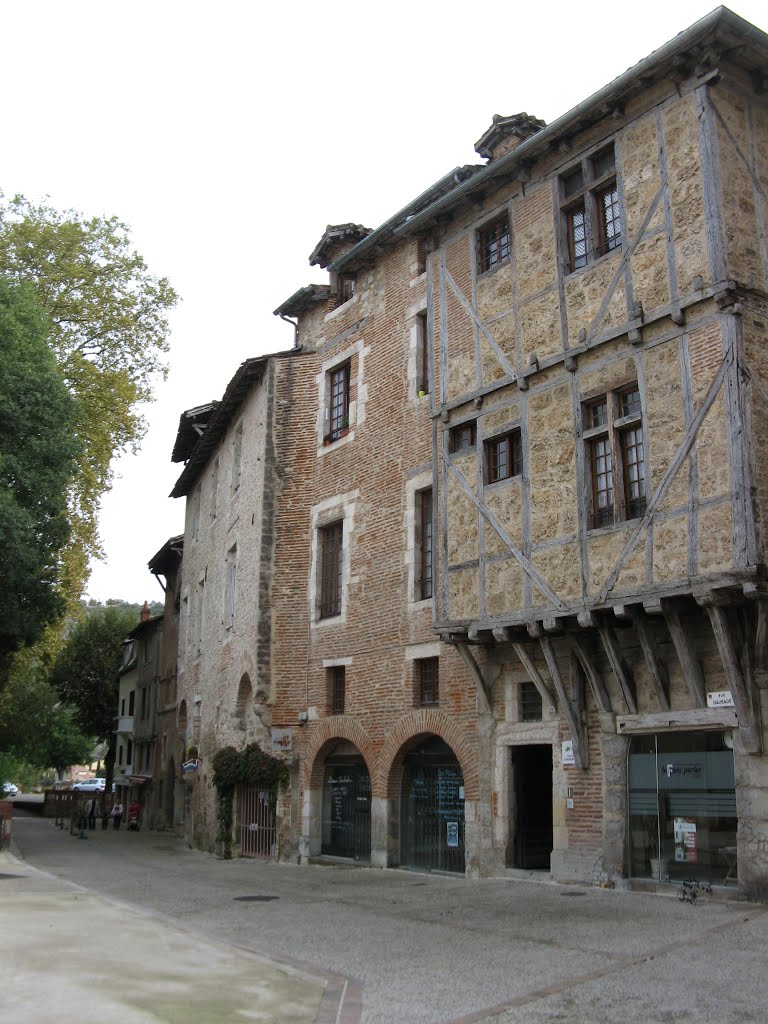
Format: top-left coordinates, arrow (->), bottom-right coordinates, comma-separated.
628,731 -> 737,885
321,755 -> 371,861
400,737 -> 465,874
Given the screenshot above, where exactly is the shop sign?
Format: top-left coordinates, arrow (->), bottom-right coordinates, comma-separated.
446,821 -> 459,848
707,690 -> 734,708
562,740 -> 575,766
271,728 -> 293,753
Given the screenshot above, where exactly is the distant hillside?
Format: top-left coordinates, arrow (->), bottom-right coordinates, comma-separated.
81,598 -> 164,621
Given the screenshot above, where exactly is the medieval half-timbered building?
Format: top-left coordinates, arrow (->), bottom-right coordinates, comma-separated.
170,8 -> 768,896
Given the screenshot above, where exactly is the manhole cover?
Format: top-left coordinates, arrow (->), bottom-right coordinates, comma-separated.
560,890 -> 587,896
233,895 -> 279,902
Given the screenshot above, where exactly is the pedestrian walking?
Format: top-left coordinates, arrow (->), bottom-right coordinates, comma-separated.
87,797 -> 99,830
111,799 -> 123,831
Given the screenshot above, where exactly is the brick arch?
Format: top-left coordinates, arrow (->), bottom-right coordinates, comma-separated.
234,673 -> 252,715
304,718 -> 377,789
379,710 -> 478,801
177,700 -> 188,737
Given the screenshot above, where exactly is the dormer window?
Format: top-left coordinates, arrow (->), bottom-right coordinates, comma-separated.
337,273 -> 356,306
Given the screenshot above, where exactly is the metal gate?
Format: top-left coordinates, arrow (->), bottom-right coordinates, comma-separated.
403,745 -> 468,872
237,785 -> 276,859
402,750 -> 465,873
321,760 -> 371,860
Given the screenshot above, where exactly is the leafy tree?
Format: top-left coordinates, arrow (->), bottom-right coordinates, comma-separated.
0,192 -> 179,599
0,280 -> 82,673
49,606 -> 136,742
49,605 -> 138,795
0,670 -> 92,774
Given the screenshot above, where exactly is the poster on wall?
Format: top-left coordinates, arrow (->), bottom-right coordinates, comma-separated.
447,821 -> 459,848
562,740 -> 575,766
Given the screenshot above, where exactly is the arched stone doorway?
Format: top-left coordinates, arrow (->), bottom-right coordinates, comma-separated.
398,736 -> 466,874
303,725 -> 375,863
320,741 -> 371,860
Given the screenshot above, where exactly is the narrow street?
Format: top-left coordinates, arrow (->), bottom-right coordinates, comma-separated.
7,812 -> 768,1023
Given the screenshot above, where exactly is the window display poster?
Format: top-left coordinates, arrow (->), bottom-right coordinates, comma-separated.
673,817 -> 698,863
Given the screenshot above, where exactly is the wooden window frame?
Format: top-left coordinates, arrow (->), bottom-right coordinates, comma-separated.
520,681 -> 543,722
336,272 -> 356,306
231,421 -> 243,495
477,215 -> 510,274
225,546 -> 237,629
583,384 -> 646,530
330,666 -> 346,715
417,311 -> 429,395
561,145 -> 622,273
449,420 -> 477,453
416,487 -> 433,602
484,429 -> 523,484
326,362 -> 351,444
417,657 -> 439,706
319,521 -> 344,618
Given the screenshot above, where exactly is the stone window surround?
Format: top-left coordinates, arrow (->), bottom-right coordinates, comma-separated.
309,490 -> 358,628
316,339 -> 369,451
179,591 -> 189,669
405,643 -> 442,707
404,470 -> 433,606
224,543 -> 237,631
231,420 -> 244,496
406,296 -> 429,401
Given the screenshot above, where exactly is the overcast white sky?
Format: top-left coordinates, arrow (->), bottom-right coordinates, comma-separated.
3,1 -> 766,603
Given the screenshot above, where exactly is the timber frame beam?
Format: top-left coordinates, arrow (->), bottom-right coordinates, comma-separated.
448,636 -> 493,714
703,601 -> 762,755
630,610 -> 671,711
663,606 -> 707,708
511,640 -> 588,768
598,626 -> 638,715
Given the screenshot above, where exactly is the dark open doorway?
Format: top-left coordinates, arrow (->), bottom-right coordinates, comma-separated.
511,744 -> 553,869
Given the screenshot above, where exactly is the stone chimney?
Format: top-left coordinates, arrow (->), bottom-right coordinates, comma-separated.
474,112 -> 546,162
140,600 -> 151,622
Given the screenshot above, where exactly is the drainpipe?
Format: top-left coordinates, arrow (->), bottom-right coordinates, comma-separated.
279,313 -> 299,348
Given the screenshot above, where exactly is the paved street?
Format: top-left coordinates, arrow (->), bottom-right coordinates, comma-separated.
7,813 -> 768,1023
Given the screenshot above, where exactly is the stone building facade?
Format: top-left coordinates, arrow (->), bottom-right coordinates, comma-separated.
148,536 -> 184,829
171,9 -> 768,894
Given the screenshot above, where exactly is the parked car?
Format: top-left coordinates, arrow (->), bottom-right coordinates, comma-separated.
2,782 -> 19,797
72,778 -> 106,792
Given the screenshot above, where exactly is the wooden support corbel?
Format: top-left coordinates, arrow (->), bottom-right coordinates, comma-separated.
707,605 -> 762,754
630,610 -> 671,711
511,642 -> 555,710
663,607 -> 707,708
598,626 -> 638,714
742,584 -> 768,676
539,637 -> 588,769
453,639 -> 493,715
572,638 -> 611,714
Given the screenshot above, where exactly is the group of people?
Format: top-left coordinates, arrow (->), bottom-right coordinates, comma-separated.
81,797 -> 141,831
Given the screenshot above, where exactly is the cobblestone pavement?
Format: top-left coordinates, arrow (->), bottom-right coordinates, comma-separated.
9,814 -> 768,1023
